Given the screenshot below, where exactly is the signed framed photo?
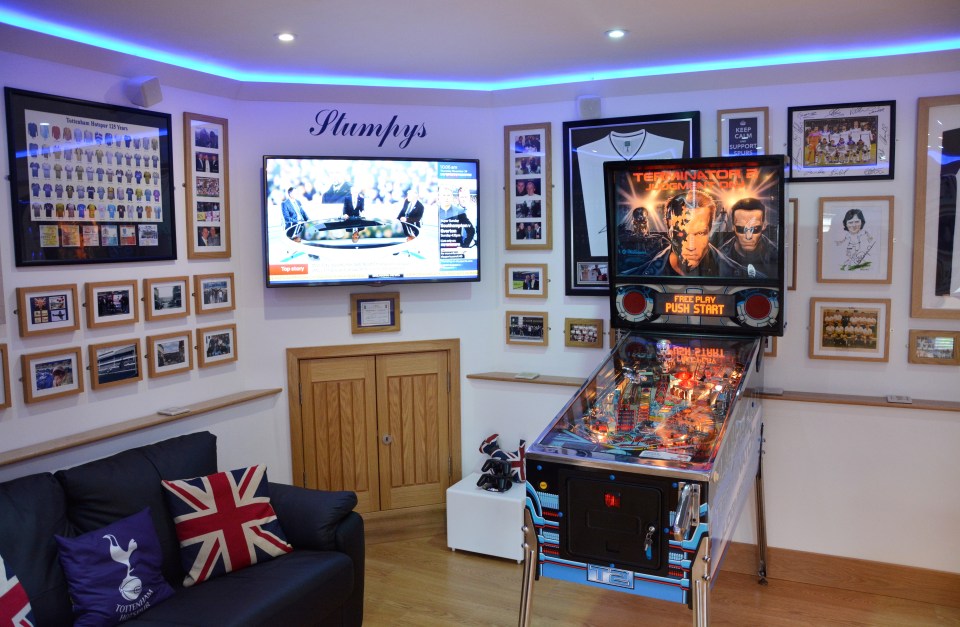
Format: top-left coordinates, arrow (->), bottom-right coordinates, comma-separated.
817,196 -> 893,284
907,330 -> 960,366
3,87 -> 176,266
89,338 -> 142,390
16,283 -> 80,338
146,330 -> 193,378
194,272 -> 235,314
809,297 -> 890,362
21,346 -> 84,404
85,279 -> 139,328
787,100 -> 895,182
504,264 -> 547,298
504,122 -> 551,250
717,107 -> 769,156
197,323 -> 237,368
143,276 -> 190,320
184,112 -> 230,259
506,311 -> 548,346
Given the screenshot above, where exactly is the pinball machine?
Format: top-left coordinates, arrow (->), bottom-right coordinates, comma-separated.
519,155 -> 786,626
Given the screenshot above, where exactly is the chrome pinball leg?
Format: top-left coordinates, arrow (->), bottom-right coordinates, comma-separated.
518,508 -> 538,627
755,422 -> 769,585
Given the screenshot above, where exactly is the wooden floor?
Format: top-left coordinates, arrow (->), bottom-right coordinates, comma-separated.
365,534 -> 960,626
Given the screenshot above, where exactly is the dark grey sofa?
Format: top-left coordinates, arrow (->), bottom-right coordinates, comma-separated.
0,431 -> 364,626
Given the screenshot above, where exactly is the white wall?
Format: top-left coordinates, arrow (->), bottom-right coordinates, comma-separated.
0,50 -> 957,573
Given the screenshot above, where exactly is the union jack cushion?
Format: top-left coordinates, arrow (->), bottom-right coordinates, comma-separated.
161,465 -> 293,587
0,552 -> 35,627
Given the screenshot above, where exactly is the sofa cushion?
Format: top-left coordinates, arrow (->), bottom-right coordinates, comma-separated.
55,432 -> 218,587
122,551 -> 353,627
162,465 -> 292,586
0,472 -> 76,626
55,508 -> 175,626
1,551 -> 36,626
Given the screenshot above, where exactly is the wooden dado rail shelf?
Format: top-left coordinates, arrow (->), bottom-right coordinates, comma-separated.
466,372 -> 959,413
0,388 -> 283,468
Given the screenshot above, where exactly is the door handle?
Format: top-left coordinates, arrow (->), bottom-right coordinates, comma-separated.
381,434 -> 393,445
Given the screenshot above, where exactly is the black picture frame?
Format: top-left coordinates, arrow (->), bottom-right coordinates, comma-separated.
4,87 -> 176,266
563,111 -> 700,296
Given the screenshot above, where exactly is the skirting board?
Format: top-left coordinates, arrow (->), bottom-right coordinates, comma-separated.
720,541 -> 960,609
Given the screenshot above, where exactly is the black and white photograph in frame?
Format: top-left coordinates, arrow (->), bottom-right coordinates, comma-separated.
21,346 -> 84,404
197,324 -> 237,368
563,111 -> 700,295
143,276 -> 190,320
194,272 -> 235,314
818,196 -> 893,284
505,311 -> 548,346
146,331 -> 193,378
89,338 -> 142,390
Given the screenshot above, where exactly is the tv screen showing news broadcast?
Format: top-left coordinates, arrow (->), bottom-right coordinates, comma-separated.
263,156 -> 480,287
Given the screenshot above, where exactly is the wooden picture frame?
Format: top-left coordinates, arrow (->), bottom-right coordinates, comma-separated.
21,346 -> 84,403
563,111 -> 700,295
911,94 -> 960,319
146,330 -> 193,378
907,330 -> 960,366
787,100 -> 895,182
350,292 -> 400,334
85,279 -> 139,328
763,335 -> 778,357
504,263 -> 547,298
809,297 -> 890,362
786,198 -> 798,291
0,344 -> 11,409
506,311 -> 548,346
184,112 -> 230,258
16,283 -> 80,338
194,272 -> 235,314
504,122 -> 552,250
564,318 -> 603,348
196,323 -> 238,368
817,196 -> 894,284
717,107 -> 769,156
4,87 -> 176,267
143,276 -> 190,320
88,338 -> 142,389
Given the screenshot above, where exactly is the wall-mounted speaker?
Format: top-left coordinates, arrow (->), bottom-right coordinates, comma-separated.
125,76 -> 163,107
577,95 -> 601,119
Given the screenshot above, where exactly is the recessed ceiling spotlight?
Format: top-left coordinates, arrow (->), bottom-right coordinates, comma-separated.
606,29 -> 627,39
276,32 -> 296,43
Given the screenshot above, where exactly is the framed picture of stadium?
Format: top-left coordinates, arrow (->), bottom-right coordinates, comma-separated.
787,100 -> 895,182
88,338 -> 142,390
143,276 -> 190,320
146,330 -> 193,378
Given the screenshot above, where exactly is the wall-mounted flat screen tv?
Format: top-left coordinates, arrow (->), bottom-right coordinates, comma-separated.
263,156 -> 480,287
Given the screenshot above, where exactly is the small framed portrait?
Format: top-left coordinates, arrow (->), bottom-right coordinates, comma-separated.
576,262 -> 609,286
197,324 -> 238,368
350,292 -> 400,334
564,318 -> 603,348
818,196 -> 894,284
809,297 -> 890,362
0,344 -> 11,409
504,122 -> 552,251
907,330 -> 960,366
787,100 -> 896,182
786,198 -> 798,291
504,264 -> 548,299
194,273 -> 235,314
85,280 -> 139,329
763,335 -> 778,357
506,311 -> 548,347
717,107 -> 769,156
88,338 -> 142,390
16,284 -> 80,338
143,276 -> 190,320
21,346 -> 84,404
146,330 -> 193,378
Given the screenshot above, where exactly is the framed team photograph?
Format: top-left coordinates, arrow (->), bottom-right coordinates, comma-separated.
564,318 -> 603,348
564,111 -> 700,295
504,122 -> 552,251
194,272 -> 235,314
0,344 -> 11,409
785,198 -> 798,291
197,323 -> 237,368
504,263 -> 548,298
88,338 -> 142,390
350,292 -> 400,334
3,87 -> 176,267
16,283 -> 80,338
21,346 -> 84,404
506,311 -> 548,346
907,329 -> 960,366
146,330 -> 193,378
818,196 -> 894,284
911,94 -> 960,319
143,276 -> 190,320
809,297 -> 890,362
717,107 -> 769,156
85,279 -> 139,328
184,112 -> 230,259
787,100 -> 896,182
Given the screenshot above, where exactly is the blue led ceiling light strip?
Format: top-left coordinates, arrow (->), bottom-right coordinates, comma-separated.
1,8 -> 958,91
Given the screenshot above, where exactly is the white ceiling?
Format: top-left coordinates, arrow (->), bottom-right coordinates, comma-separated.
0,0 -> 958,101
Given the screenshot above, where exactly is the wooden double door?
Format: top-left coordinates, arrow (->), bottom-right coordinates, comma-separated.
289,341 -> 460,517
